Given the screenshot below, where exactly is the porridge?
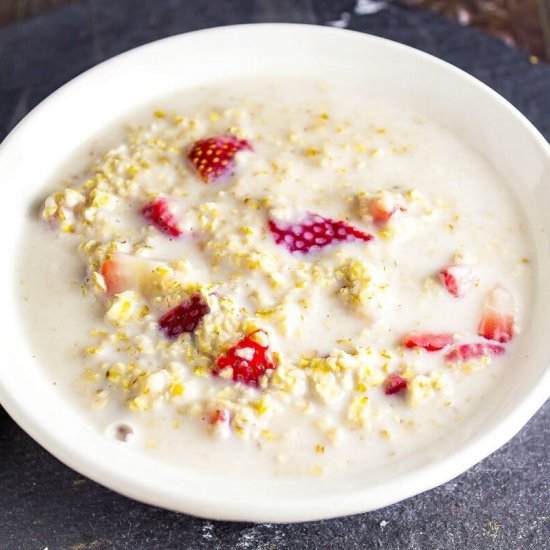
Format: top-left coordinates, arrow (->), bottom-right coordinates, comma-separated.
18,79 -> 533,477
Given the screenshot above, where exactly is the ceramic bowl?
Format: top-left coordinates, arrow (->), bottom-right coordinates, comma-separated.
0,24 -> 549,522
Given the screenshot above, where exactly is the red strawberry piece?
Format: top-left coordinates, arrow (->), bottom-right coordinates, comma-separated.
478,284 -> 516,343
208,408 -> 230,426
439,265 -> 475,298
158,293 -> 210,338
403,332 -> 455,351
445,342 -> 506,362
269,213 -> 373,254
141,197 -> 182,237
384,373 -> 408,395
368,197 -> 404,225
188,135 -> 252,183
215,329 -> 275,386
101,254 -> 142,294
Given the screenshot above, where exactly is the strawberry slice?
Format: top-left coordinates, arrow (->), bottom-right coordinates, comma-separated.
368,196 -> 404,225
403,332 -> 455,351
141,197 -> 182,237
478,285 -> 516,343
439,265 -> 475,298
384,373 -> 408,395
446,342 -> 506,362
208,408 -> 230,426
215,329 -> 275,386
188,135 -> 252,183
269,213 -> 373,254
158,293 -> 210,338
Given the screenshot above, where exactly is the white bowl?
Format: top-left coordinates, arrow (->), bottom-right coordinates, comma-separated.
1,24 -> 549,523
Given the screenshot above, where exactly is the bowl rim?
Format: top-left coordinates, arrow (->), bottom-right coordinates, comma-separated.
1,23 -> 549,523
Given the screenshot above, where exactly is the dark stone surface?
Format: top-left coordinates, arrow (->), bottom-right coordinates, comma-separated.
0,1 -> 549,548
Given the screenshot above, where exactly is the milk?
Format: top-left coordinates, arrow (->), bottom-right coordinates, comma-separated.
18,78 -> 533,478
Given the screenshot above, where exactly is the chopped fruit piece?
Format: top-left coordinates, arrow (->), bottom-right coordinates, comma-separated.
101,254 -> 142,294
269,213 -> 373,254
208,408 -> 230,426
403,332 -> 454,351
384,373 -> 408,395
188,135 -> 252,183
215,329 -> 275,386
367,195 -> 404,225
100,254 -> 165,297
141,197 -> 182,237
439,265 -> 475,298
478,284 -> 516,343
446,343 -> 506,362
158,293 -> 210,338
206,407 -> 231,438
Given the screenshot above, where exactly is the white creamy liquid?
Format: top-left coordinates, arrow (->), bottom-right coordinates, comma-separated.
18,78 -> 534,479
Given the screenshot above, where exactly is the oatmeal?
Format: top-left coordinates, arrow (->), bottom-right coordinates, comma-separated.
18,79 -> 533,477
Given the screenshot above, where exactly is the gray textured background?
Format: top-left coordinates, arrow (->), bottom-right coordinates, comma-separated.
0,1 -> 549,548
